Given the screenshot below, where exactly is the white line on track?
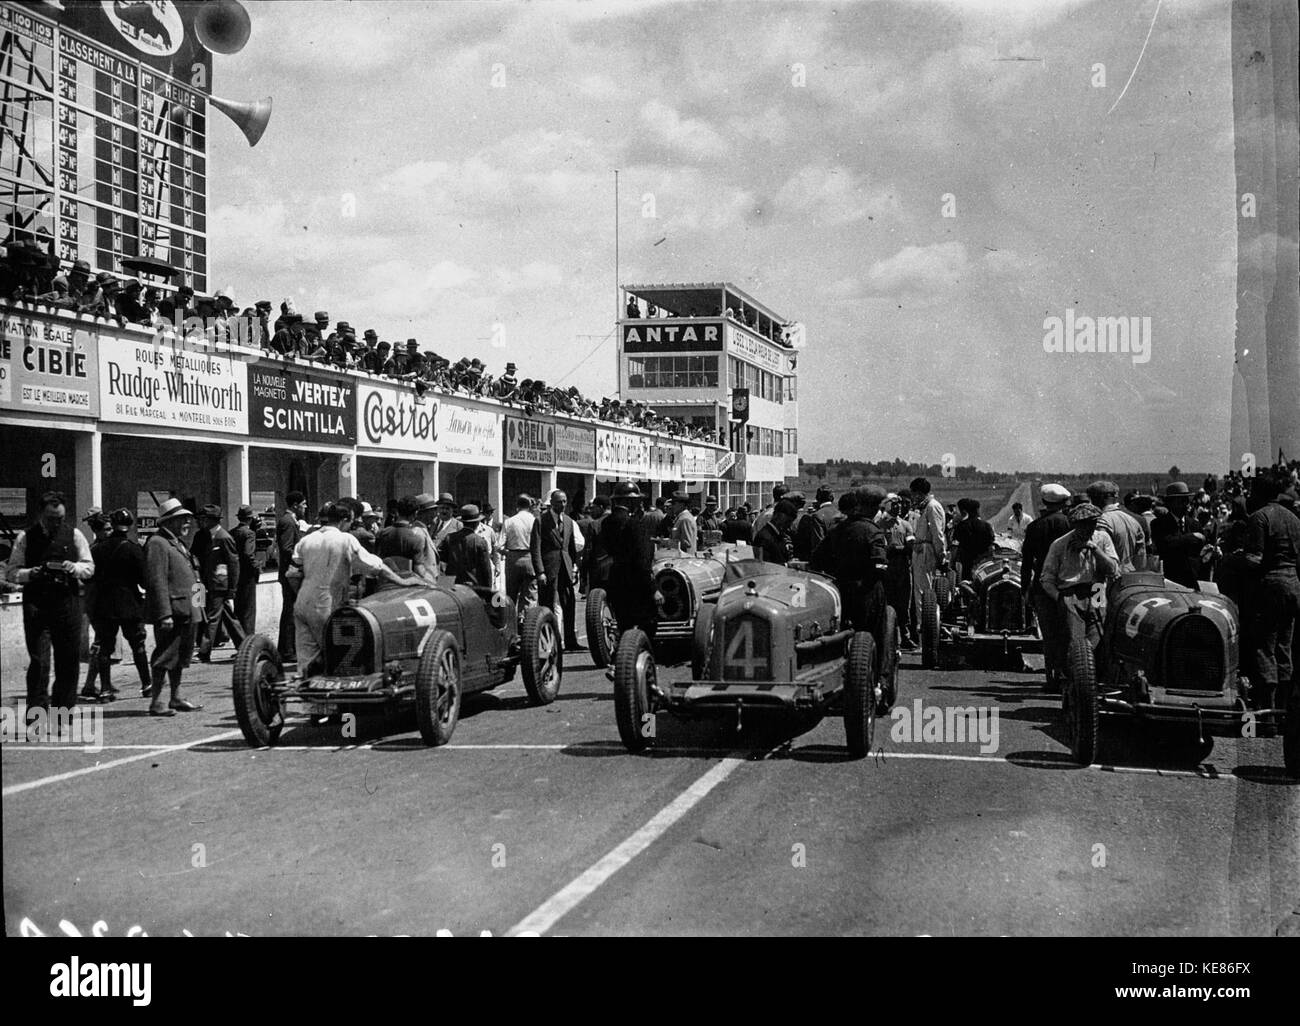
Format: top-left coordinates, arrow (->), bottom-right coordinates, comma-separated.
1,730 -> 242,796
506,755 -> 746,936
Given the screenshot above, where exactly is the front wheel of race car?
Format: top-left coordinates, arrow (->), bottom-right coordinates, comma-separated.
232,633 -> 284,748
877,604 -> 900,715
1063,637 -> 1099,766
920,590 -> 940,670
415,629 -> 461,747
521,605 -> 563,704
614,628 -> 656,754
844,631 -> 878,758
585,588 -> 618,669
691,603 -> 715,681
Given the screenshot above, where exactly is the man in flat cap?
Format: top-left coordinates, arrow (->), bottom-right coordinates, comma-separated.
376,495 -> 440,585
1040,502 -> 1119,655
194,504 -> 240,662
1087,479 -> 1147,573
667,490 -> 697,557
1023,484 -> 1073,691
230,504 -> 261,637
602,483 -> 657,640
811,486 -> 890,633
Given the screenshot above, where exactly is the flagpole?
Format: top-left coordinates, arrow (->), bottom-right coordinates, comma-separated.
614,169 -> 620,324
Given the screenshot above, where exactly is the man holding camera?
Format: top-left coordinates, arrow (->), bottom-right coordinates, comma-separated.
5,491 -> 95,719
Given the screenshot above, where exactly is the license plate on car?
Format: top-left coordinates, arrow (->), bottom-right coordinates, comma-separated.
304,677 -> 372,692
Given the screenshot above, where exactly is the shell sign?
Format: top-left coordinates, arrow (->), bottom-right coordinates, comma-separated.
505,416 -> 555,466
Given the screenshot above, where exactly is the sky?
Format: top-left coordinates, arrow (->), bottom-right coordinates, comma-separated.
206,0 -> 1241,474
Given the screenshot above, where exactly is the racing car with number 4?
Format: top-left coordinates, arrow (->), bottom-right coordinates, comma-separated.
612,557 -> 900,757
231,568 -> 562,748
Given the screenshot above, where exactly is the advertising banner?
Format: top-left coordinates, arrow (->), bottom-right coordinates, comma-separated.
437,402 -> 502,466
622,319 -> 723,353
504,416 -> 555,466
596,428 -> 651,477
0,311 -> 100,417
727,325 -> 786,374
649,442 -> 683,481
98,337 -> 248,434
555,423 -> 596,471
682,444 -> 717,479
357,383 -> 438,455
249,361 -> 356,445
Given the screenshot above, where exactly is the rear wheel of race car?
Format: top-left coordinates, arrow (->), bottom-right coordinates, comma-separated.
935,575 -> 952,612
691,603 -> 715,681
1062,637 -> 1099,766
614,628 -> 656,754
585,588 -> 618,669
414,629 -> 461,747
920,590 -> 940,670
232,634 -> 284,748
521,606 -> 563,704
844,631 -> 878,758
877,604 -> 900,715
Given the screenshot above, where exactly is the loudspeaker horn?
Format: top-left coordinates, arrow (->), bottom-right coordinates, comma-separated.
210,94 -> 272,147
194,0 -> 252,55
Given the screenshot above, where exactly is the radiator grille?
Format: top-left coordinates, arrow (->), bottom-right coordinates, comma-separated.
1163,614 -> 1223,692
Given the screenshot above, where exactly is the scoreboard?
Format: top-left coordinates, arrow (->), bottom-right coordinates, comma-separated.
2,1 -> 211,290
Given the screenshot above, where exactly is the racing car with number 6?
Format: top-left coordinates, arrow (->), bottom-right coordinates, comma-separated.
231,568 -> 562,748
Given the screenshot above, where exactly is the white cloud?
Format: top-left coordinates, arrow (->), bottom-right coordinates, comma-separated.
639,100 -> 729,161
865,242 -> 972,294
774,166 -> 896,225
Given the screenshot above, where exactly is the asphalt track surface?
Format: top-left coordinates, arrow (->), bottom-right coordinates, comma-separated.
4,599 -> 1298,938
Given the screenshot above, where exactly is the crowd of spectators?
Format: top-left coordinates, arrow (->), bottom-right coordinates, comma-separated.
1,239 -> 723,443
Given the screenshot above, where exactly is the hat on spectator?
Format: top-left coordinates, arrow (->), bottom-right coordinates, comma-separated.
413,493 -> 438,511
505,362 -> 517,372
364,329 -> 378,341
785,490 -> 807,506
1068,502 -> 1102,522
1162,481 -> 1191,499
109,508 -> 135,527
377,340 -> 391,351
199,504 -> 222,519
82,506 -> 103,522
157,498 -> 193,523
613,482 -> 642,499
406,339 -> 419,351
255,300 -> 272,312
437,492 -> 456,507
705,494 -> 718,506
123,278 -> 142,293
314,311 -> 329,322
95,271 -> 119,290
458,504 -> 481,524
72,259 -> 91,274
1040,483 -> 1071,505
236,504 -> 255,519
337,321 -> 352,333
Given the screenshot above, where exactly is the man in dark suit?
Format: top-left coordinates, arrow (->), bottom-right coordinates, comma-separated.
143,499 -> 204,716
602,483 -> 657,640
1022,484 -> 1073,692
230,505 -> 260,637
277,491 -> 307,663
195,504 -> 240,662
437,505 -> 494,589
84,508 -> 152,701
531,489 -> 581,650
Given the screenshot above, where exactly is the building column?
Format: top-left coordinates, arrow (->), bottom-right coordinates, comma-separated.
582,473 -> 597,507
488,465 -> 503,520
74,429 -> 100,519
543,468 -> 558,497
337,451 -> 355,500
422,459 -> 438,498
222,442 -> 250,514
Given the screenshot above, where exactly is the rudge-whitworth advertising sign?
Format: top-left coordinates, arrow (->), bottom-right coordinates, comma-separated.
250,361 -> 356,445
1,312 -> 100,416
98,336 -> 247,434
555,423 -> 596,470
436,402 -> 502,465
357,382 -> 437,455
504,416 -> 555,466
596,428 -> 650,477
